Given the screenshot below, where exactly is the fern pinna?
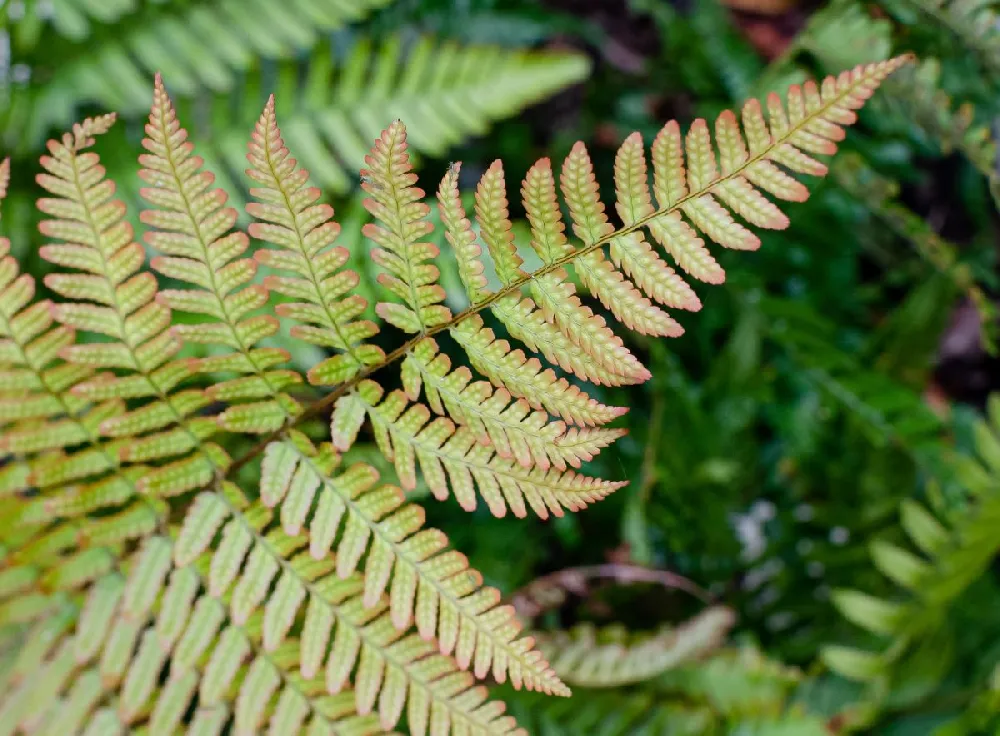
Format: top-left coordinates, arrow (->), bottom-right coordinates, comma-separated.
0,57 -> 908,734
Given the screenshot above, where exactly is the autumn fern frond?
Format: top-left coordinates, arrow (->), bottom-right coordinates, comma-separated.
313,56 -> 910,521
0,55 -> 907,734
169,438 -> 562,729
34,113 -> 229,501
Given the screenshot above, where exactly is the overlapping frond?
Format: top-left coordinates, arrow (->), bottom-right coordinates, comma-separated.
0,531 -> 524,735
535,606 -> 735,688
172,450 -> 560,730
217,435 -> 560,691
17,0 -> 396,146
203,35 -> 592,197
142,77 -> 300,436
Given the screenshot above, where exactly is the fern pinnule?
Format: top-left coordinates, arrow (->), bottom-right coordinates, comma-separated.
247,96 -> 384,387
142,76 -> 300,437
611,132 -> 702,311
363,121 -> 453,335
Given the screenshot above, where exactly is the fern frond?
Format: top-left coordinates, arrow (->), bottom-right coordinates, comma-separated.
505,630 -> 825,735
135,35 -> 592,201
535,606 -> 735,688
33,113 -> 229,502
246,434 -> 564,694
1,533 -> 520,735
882,0 -> 1000,79
275,57 -> 909,521
0,56 -> 907,731
169,451 -> 561,729
506,689 -> 716,736
350,380 -> 626,518
401,338 -> 625,471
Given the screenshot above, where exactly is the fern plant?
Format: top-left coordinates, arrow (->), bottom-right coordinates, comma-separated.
0,56 -> 908,733
823,394 -> 1000,717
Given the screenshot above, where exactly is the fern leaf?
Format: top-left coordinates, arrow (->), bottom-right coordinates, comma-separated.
611,132 -> 703,310
557,145 -> 682,337
438,163 -> 491,304
247,98 -> 385,386
450,316 -> 629,427
824,401 -> 1000,687
18,0 -> 396,145
355,381 -> 626,518
885,0 -> 1000,80
303,58 -> 907,525
35,114 -> 230,498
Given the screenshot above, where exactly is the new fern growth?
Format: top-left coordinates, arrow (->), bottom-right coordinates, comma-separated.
0,57 -> 908,734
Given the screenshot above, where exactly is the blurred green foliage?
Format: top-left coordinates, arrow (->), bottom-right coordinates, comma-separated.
4,0 -> 1000,733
